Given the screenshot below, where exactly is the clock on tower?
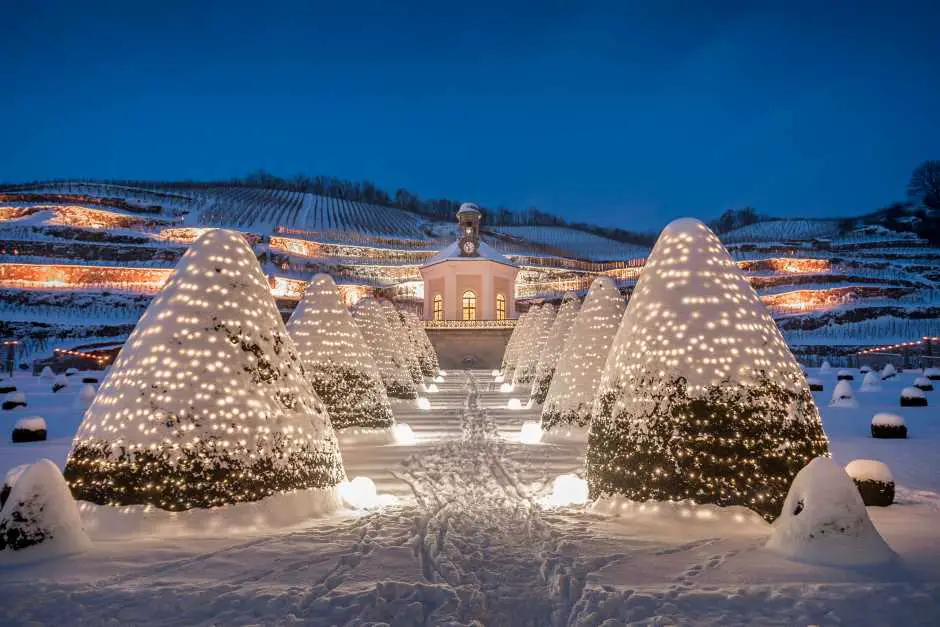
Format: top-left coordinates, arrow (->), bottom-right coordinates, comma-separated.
457,203 -> 481,257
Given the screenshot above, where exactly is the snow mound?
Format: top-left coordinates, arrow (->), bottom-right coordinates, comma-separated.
39,366 -> 55,380
286,274 -> 393,430
845,459 -> 893,483
925,367 -> 940,380
901,386 -> 926,399
837,369 -> 854,380
64,228 -> 345,512
766,457 -> 895,566
591,495 -> 768,531
859,365 -> 872,374
859,371 -> 882,392
0,459 -> 90,560
14,416 -> 46,431
830,380 -> 858,407
65,367 -> 79,376
872,413 -> 904,427
74,383 -> 96,408
541,277 -> 624,430
52,374 -> 68,392
820,361 -> 832,374
881,363 -> 898,380
807,377 -> 824,391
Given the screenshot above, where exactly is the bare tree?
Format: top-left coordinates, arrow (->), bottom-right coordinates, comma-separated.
908,160 -> 940,210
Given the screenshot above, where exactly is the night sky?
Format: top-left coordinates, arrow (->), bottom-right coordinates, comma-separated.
2,1 -> 939,229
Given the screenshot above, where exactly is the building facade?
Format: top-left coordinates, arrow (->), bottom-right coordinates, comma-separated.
419,203 -> 519,321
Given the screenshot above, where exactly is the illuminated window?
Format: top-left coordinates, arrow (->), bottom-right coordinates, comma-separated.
462,290 -> 477,321
433,294 -> 443,321
496,294 -> 506,320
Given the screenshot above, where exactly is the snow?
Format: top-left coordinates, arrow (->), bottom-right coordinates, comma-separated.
0,459 -> 90,561
882,363 -> 898,379
838,368 -> 855,379
13,416 -> 46,431
541,277 -> 624,430
519,420 -> 543,444
512,302 -> 554,385
492,225 -> 650,261
766,457 -> 896,566
531,291 -> 580,402
872,412 -> 905,427
926,367 -> 940,380
820,360 -> 832,373
542,473 -> 590,507
39,366 -> 54,380
389,423 -> 416,445
352,297 -> 417,400
4,391 -> 26,405
831,380 -> 858,407
860,371 -> 882,391
338,476 -> 395,510
421,239 -> 518,268
846,459 -> 893,483
915,376 -> 933,387
902,386 -> 926,399
503,304 -> 540,380
76,383 -> 96,406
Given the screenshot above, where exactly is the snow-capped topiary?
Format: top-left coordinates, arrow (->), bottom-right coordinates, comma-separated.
352,297 -> 417,400
819,360 -> 832,374
64,229 -> 345,511
837,369 -> 854,381
859,371 -> 882,392
0,459 -> 90,558
914,376 -> 934,392
845,459 -> 894,506
286,274 -> 394,431
402,311 -> 439,376
871,413 -> 906,439
2,391 -> 26,411
925,367 -> 940,381
859,365 -> 872,374
766,457 -> 895,566
65,367 -> 79,377
381,301 -> 423,385
11,416 -> 47,443
504,306 -> 540,381
75,384 -> 96,408
881,363 -> 898,380
39,366 -> 55,380
499,311 -> 529,377
531,292 -> 581,404
0,465 -> 28,510
587,218 -> 829,521
900,386 -> 927,407
807,377 -> 824,392
513,303 -> 555,386
830,380 -> 857,408
541,277 -> 624,433
82,376 -> 99,384
52,374 -> 68,393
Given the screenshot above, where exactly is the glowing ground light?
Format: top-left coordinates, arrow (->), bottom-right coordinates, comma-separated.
491,370 -> 500,377
544,474 -> 589,507
519,421 -> 543,444
339,476 -> 394,510
417,397 -> 432,410
390,423 -> 417,445
507,398 -> 523,410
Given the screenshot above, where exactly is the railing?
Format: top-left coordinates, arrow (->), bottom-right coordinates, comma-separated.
424,319 -> 518,329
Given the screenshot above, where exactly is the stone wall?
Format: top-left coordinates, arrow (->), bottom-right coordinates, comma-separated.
425,328 -> 513,370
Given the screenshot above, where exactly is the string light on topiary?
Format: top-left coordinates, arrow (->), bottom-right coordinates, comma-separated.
512,304 -> 555,387
351,298 -> 418,400
530,292 -> 581,404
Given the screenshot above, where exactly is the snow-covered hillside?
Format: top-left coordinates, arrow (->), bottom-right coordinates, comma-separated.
492,225 -> 650,261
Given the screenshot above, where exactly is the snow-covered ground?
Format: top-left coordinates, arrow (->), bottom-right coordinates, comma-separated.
2,369 -> 940,625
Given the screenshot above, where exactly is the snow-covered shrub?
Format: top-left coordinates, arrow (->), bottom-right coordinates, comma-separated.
52,374 -> 68,393
286,274 -> 393,431
837,369 -> 854,381
925,367 -> 940,381
845,459 -> 894,507
0,459 -> 90,558
74,383 -> 96,409
65,367 -> 78,377
39,366 -> 55,380
871,413 -> 907,439
513,303 -> 555,386
881,363 -> 898,380
766,457 -> 895,566
859,365 -> 872,374
0,465 -> 28,511
0,381 -> 15,394
914,376 -> 934,391
587,219 -> 828,521
531,292 -> 580,404
499,311 -> 528,377
381,301 -> 423,386
829,380 -> 857,408
859,371 -> 882,392
807,377 -> 824,392
819,360 -> 832,374
541,277 -> 624,432
2,391 -> 26,411
352,297 -> 417,400
504,306 -> 541,382
64,229 -> 345,511
11,416 -> 46,443
900,386 -> 927,407
402,311 -> 439,377
81,376 -> 99,384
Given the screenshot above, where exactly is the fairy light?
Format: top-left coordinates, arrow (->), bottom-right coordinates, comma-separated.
351,297 -> 418,400
498,311 -> 528,377
502,306 -> 541,381
53,347 -> 108,366
530,292 -> 581,404
380,301 -> 424,386
586,218 -> 829,522
512,303 -> 555,386
540,277 -> 625,431
401,310 -> 440,377
285,273 -> 394,431
62,229 -> 346,512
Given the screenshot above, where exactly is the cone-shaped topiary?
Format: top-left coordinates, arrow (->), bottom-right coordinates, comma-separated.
286,274 -> 394,431
541,277 -> 624,431
513,303 -> 555,386
504,306 -> 540,381
63,229 -> 345,511
381,302 -> 423,385
499,312 -> 528,376
402,311 -> 439,377
352,297 -> 418,399
587,218 -> 829,521
531,293 -> 581,404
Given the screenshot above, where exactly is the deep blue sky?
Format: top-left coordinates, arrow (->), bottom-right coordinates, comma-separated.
2,1 -> 939,230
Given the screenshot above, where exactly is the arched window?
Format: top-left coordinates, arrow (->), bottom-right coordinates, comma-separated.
462,290 -> 477,321
433,294 -> 443,321
496,294 -> 506,320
